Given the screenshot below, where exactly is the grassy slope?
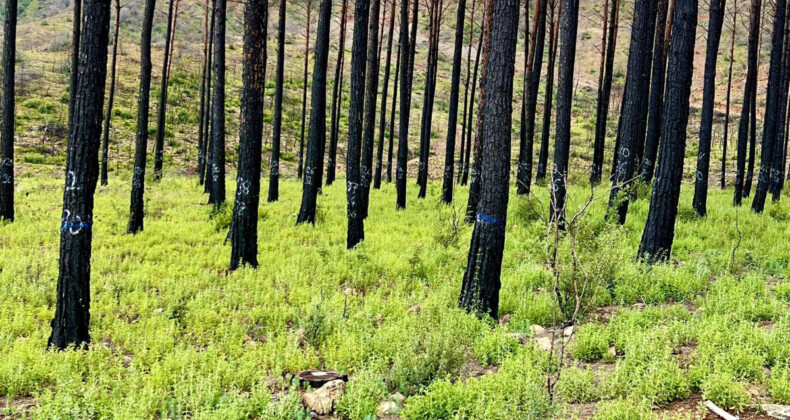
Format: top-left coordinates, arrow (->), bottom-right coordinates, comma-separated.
1,171 -> 790,418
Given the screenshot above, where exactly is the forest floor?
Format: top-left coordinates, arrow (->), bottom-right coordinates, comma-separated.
1,166 -> 790,419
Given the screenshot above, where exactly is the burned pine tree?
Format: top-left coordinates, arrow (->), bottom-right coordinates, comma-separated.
361,0 -> 381,218
457,0 -> 477,185
770,3 -> 790,201
461,22 -> 483,186
396,0 -> 417,209
67,0 -> 82,134
374,0 -> 398,189
326,0 -> 349,186
440,0 -> 466,203
692,0 -> 726,217
516,0 -> 546,194
198,0 -> 213,186
459,0 -> 519,319
591,0 -> 619,184
229,0 -> 268,270
297,0 -> 314,179
269,0 -> 286,202
640,0 -> 671,182
607,0 -> 658,225
296,0 -> 332,224
0,0 -> 17,222
153,0 -> 175,180
417,0 -> 442,199
208,0 -> 227,208
639,0 -> 698,262
537,0 -> 558,183
49,0 -> 111,351
734,0 -> 760,205
751,0 -> 786,213
387,42 -> 400,183
346,0 -> 370,248
722,0 -> 738,189
127,0 -> 157,234
550,0 -> 579,226
100,0 -> 120,187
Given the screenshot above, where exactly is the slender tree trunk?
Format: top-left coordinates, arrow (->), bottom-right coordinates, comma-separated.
346,0 -> 370,248
591,0 -> 619,184
326,0 -> 348,186
127,0 -> 156,234
197,0 -> 210,186
269,0 -> 286,202
692,0 -> 726,216
296,0 -> 331,224
387,41 -> 400,183
537,0 -> 558,182
549,0 -> 578,226
722,0 -> 738,189
417,0 -> 441,198
458,0 -> 477,184
229,0 -> 267,270
375,0 -> 397,189
459,0 -> 519,319
48,0 -> 111,351
462,25 -> 483,186
744,77 -> 757,197
464,0 -> 493,221
0,0 -> 17,221
751,0 -> 786,213
515,0 -> 546,193
208,0 -> 227,208
770,4 -> 790,201
361,0 -> 381,217
640,0 -> 671,182
99,0 -> 120,187
396,0 -> 417,209
153,0 -> 175,180
202,1 -> 215,191
735,0 -> 760,203
67,0 -> 82,136
298,0 -> 313,179
639,0 -> 698,262
441,0 -> 467,203
607,0 -> 658,225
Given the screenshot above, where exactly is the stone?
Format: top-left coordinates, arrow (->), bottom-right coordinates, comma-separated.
499,314 -> 511,326
302,379 -> 345,415
608,346 -> 617,358
763,404 -> 790,419
535,335 -> 553,352
530,325 -> 546,336
297,370 -> 349,389
407,304 -> 421,315
378,401 -> 399,416
563,326 -> 575,337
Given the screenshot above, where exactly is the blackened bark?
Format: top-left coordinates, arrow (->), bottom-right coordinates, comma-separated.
396,0 -> 416,209
387,42 -> 400,183
591,0 -> 619,184
639,0 -> 698,262
0,0 -> 17,221
326,0 -> 348,186
417,0 -> 441,198
537,0 -> 558,182
153,0 -> 175,180
550,0 -> 578,226
375,0 -> 397,189
99,0 -> 119,187
49,0 -> 111,351
692,0 -> 726,216
441,0 -> 466,203
361,0 -> 381,217
462,27 -> 483,186
722,0 -> 737,189
640,0 -> 670,182
229,0 -> 267,270
770,4 -> 790,201
458,0 -> 476,184
269,0 -> 286,202
127,0 -> 156,234
203,3 -> 215,193
67,0 -> 81,136
199,0 -> 214,186
744,82 -> 757,197
298,0 -> 313,179
735,0 -> 760,204
296,0 -> 332,224
751,0 -> 786,213
607,0 -> 658,225
464,0 -> 493,221
516,0 -> 546,193
346,0 -> 370,248
459,0 -> 519,319
208,0 -> 227,208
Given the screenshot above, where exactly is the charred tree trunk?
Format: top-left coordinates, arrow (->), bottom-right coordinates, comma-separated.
549,0 -> 578,226
326,0 -> 348,186
375,0 -> 397,189
458,0 -> 477,184
127,0 -> 156,234
346,0 -> 370,248
459,0 -> 518,319
268,0 -> 286,202
607,0 -> 658,225
48,0 -> 111,351
516,0 -> 546,193
537,0 -> 558,182
751,0 -> 786,213
462,24 -> 483,186
464,0 -> 493,221
198,0 -> 213,186
396,0 -> 417,209
440,0 -> 467,203
0,0 -> 17,221
639,0 -> 698,262
361,0 -> 381,217
387,41 -> 400,183
770,4 -> 790,201
297,0 -> 331,224
67,0 -> 82,137
203,2 -> 216,193
298,0 -> 313,179
722,0 -> 737,189
99,0 -> 120,187
735,0 -> 760,204
744,79 -> 757,197
417,0 -> 441,198
591,0 -> 619,184
229,0 -> 267,270
692,0 -> 726,216
208,0 -> 227,208
153,0 -> 175,180
640,0 -> 671,182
